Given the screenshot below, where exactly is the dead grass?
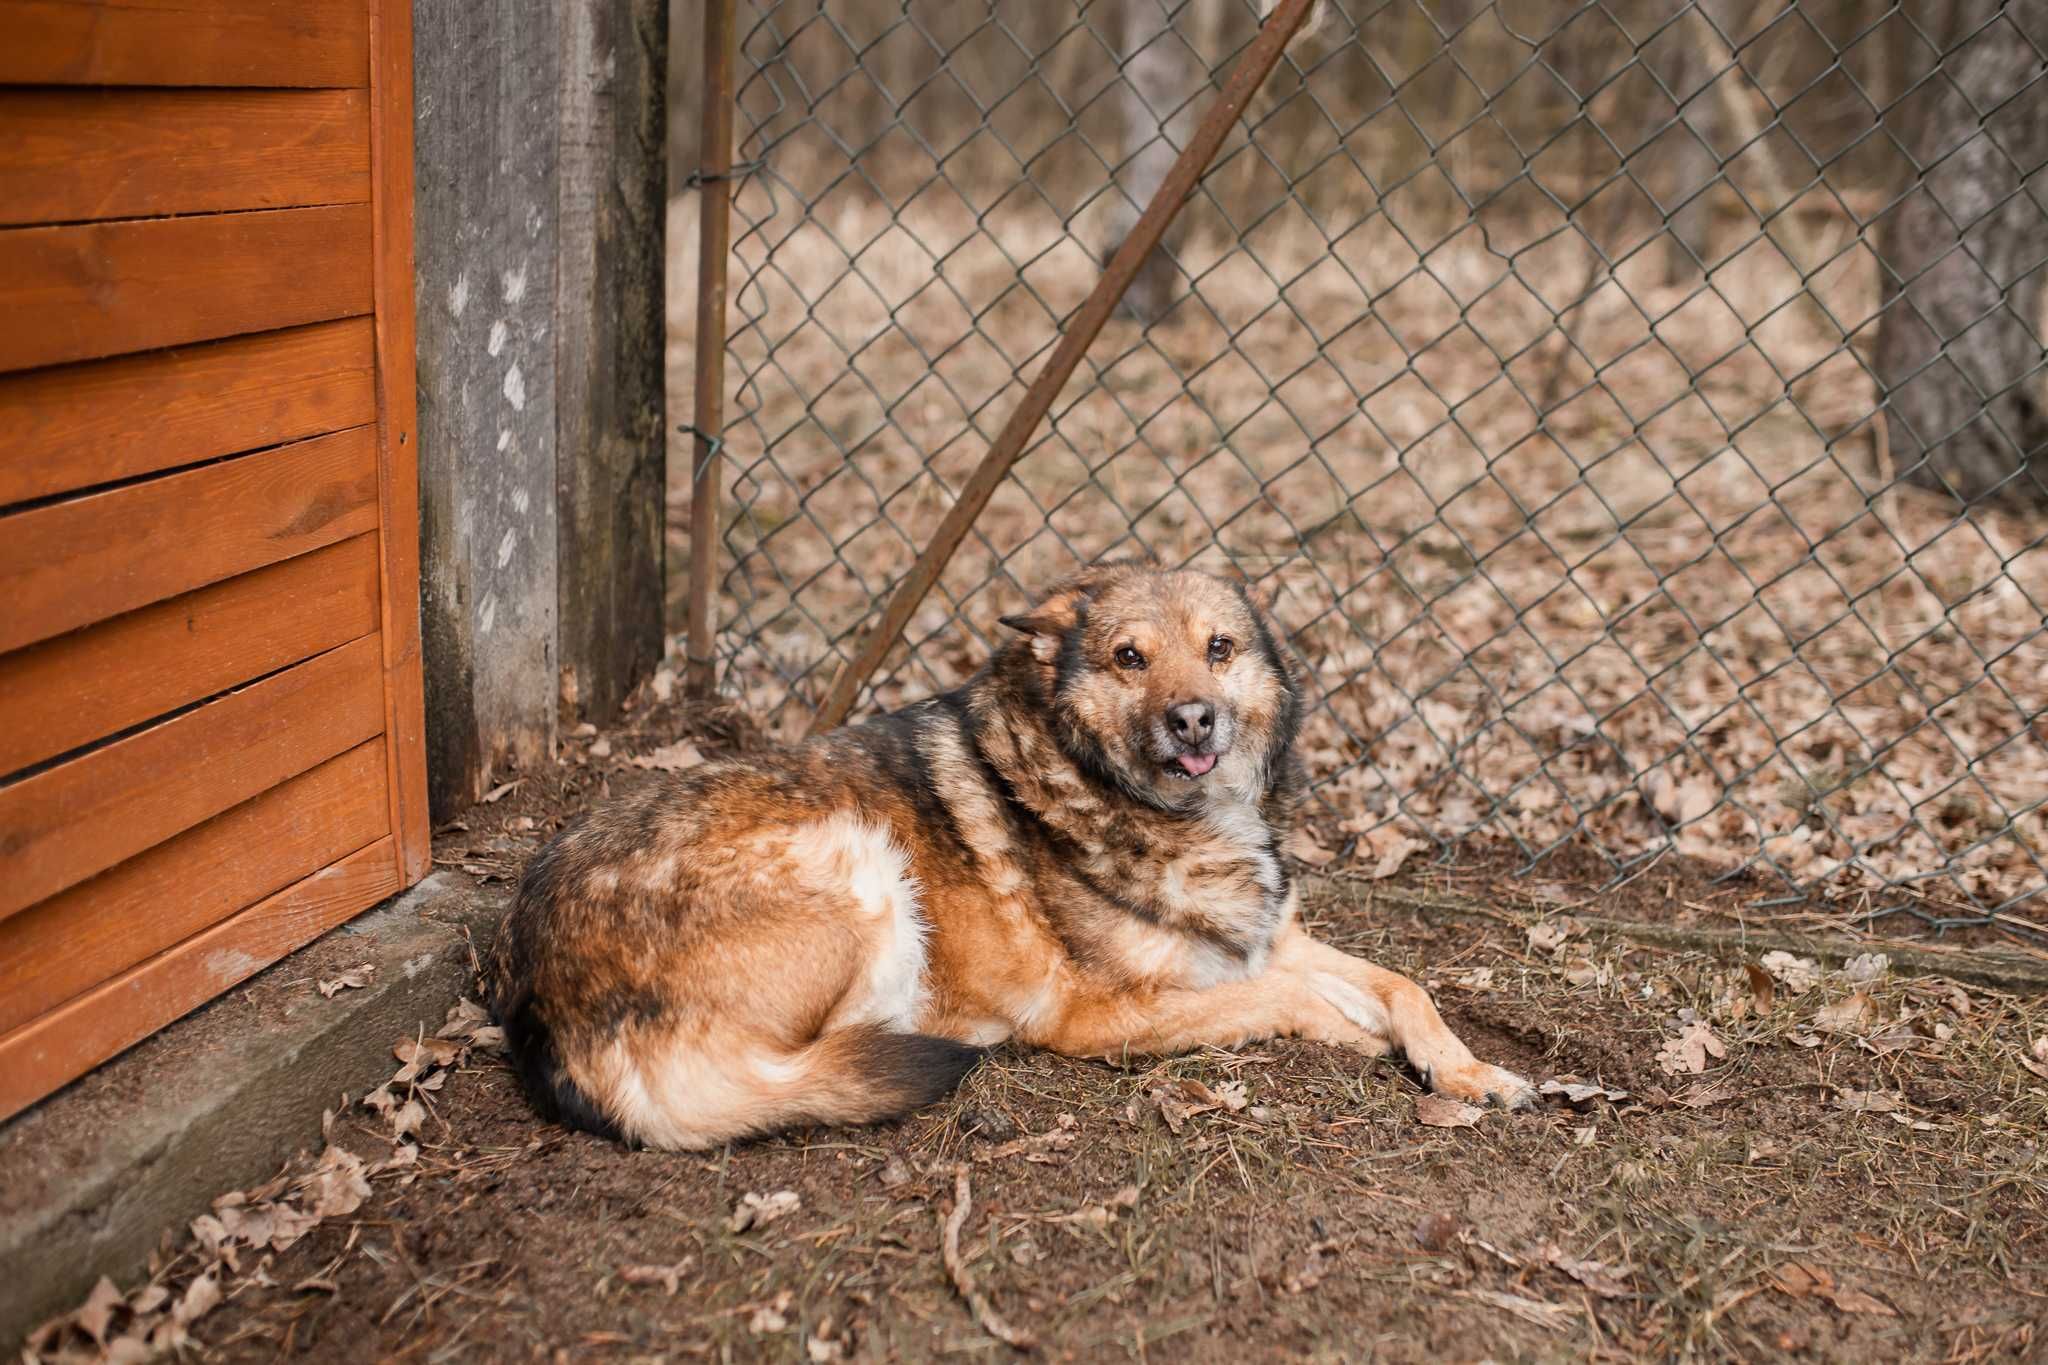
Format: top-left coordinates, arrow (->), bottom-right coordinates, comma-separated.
667,180 -> 2048,917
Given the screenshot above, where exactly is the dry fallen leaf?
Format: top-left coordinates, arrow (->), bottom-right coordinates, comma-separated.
1284,827 -> 1336,867
172,1270 -> 221,1328
1834,1088 -> 1904,1114
391,1036 -> 462,1084
390,1099 -> 428,1140
298,1146 -> 371,1220
618,1258 -> 695,1295
1770,1260 -> 1897,1316
747,1289 -> 793,1335
1369,834 -> 1425,880
1760,951 -> 1820,995
1743,962 -> 1776,1010
1670,1079 -> 1738,1109
1644,768 -> 1717,826
1416,1094 -> 1485,1128
317,964 -> 374,998
1539,1077 -> 1629,1105
629,740 -> 704,772
1562,958 -> 1609,988
981,1112 -> 1079,1163
728,1189 -> 801,1233
75,1276 -> 124,1346
1815,991 -> 1881,1033
1656,1021 -> 1728,1076
1540,1241 -> 1632,1298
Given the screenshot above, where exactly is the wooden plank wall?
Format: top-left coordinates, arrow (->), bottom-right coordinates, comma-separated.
414,0 -> 668,816
0,0 -> 429,1122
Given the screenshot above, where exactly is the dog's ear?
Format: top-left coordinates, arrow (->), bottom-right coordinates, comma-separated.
999,591 -> 1085,664
998,564 -> 1121,663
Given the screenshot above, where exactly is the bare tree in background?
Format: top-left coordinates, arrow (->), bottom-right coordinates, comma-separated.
1109,1 -> 1216,322
1875,0 -> 2048,507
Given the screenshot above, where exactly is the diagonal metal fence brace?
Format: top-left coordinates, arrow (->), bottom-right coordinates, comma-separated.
806,0 -> 1321,733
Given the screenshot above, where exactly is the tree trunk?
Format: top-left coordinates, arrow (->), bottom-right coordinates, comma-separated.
1875,0 -> 2048,507
1111,1 -> 1200,324
1659,16 -> 1718,283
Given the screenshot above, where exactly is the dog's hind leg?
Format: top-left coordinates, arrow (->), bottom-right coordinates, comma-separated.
1281,931 -> 1536,1109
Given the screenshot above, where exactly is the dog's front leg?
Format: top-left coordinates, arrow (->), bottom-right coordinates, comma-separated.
1026,968 -> 1380,1061
1281,929 -> 1535,1109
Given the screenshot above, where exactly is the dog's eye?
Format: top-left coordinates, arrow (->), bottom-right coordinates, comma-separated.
1207,635 -> 1234,664
1114,645 -> 1146,670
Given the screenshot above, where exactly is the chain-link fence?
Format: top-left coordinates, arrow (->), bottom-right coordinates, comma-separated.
683,0 -> 2048,936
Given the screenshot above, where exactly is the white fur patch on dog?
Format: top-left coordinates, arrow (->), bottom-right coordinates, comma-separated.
785,813 -> 929,1031
1310,971 -> 1388,1038
1202,799 -> 1283,898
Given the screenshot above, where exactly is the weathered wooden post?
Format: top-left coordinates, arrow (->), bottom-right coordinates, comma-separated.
413,0 -> 669,814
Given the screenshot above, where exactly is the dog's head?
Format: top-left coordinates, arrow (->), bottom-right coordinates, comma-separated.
997,562 -> 1302,809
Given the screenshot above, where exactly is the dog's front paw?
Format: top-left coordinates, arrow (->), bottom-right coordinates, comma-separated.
1431,1060 -> 1537,1112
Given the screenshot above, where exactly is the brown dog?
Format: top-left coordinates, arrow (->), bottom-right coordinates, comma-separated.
490,562 -> 1534,1148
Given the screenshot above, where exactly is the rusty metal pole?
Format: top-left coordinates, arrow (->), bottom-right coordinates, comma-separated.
808,0 -> 1318,733
686,0 -> 737,698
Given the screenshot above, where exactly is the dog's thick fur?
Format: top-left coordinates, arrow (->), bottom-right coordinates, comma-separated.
490,563 -> 1533,1148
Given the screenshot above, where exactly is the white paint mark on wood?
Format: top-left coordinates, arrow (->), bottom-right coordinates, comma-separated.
502,265 -> 528,303
503,363 -> 526,411
497,429 -> 512,451
480,591 -> 498,636
497,527 -> 517,568
512,487 -> 531,514
487,319 -> 509,356
449,272 -> 470,318
204,949 -> 264,986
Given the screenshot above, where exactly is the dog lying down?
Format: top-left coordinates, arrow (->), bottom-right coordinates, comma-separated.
490,562 -> 1535,1149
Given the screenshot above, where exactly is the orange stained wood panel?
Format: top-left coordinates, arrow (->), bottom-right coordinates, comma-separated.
0,0 -> 369,88
0,318 -> 377,509
0,534 -> 382,777
0,424 -> 380,655
0,88 -> 370,227
0,203 -> 373,373
369,0 -> 430,881
0,739 -> 389,1038
0,837 -> 402,1123
0,633 -> 387,919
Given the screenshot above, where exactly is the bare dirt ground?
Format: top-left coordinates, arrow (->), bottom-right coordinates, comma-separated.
25,697 -> 2048,1364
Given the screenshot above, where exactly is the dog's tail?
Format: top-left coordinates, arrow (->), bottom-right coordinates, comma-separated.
531,1018 -> 981,1150
497,989 -> 626,1142
785,1023 -> 986,1127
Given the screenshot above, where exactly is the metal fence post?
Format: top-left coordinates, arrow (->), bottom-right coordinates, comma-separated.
686,0 -> 737,700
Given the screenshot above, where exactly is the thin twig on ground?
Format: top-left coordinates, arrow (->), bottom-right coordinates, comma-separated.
938,1165 -> 1036,1351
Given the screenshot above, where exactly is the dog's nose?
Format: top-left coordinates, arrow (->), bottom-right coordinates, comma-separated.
1167,701 -> 1215,746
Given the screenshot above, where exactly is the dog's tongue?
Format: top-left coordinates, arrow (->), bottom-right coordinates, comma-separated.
1178,752 -> 1218,777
